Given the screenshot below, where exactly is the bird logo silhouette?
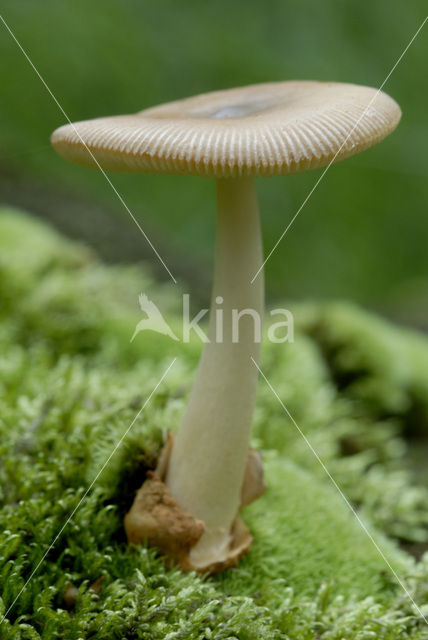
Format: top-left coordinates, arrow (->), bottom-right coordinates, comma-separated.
131,294 -> 180,342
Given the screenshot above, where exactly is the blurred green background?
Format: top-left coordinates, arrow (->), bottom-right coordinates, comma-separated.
0,0 -> 427,323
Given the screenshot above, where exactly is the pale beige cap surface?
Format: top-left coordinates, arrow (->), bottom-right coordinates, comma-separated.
51,81 -> 401,178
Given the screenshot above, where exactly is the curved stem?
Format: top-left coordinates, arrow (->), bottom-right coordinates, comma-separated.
165,177 -> 264,567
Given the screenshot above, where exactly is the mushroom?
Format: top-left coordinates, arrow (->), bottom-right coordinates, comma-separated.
51,81 -> 401,571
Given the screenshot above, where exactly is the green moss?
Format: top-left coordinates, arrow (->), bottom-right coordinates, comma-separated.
298,301 -> 428,432
1,208 -> 428,638
220,457 -> 408,601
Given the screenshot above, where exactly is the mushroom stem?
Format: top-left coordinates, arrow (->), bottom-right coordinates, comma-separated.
165,177 -> 264,567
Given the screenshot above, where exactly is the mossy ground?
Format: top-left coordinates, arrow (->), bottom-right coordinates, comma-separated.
1,208 -> 428,638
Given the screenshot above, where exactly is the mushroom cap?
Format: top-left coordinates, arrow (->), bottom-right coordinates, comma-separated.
51,81 -> 401,178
